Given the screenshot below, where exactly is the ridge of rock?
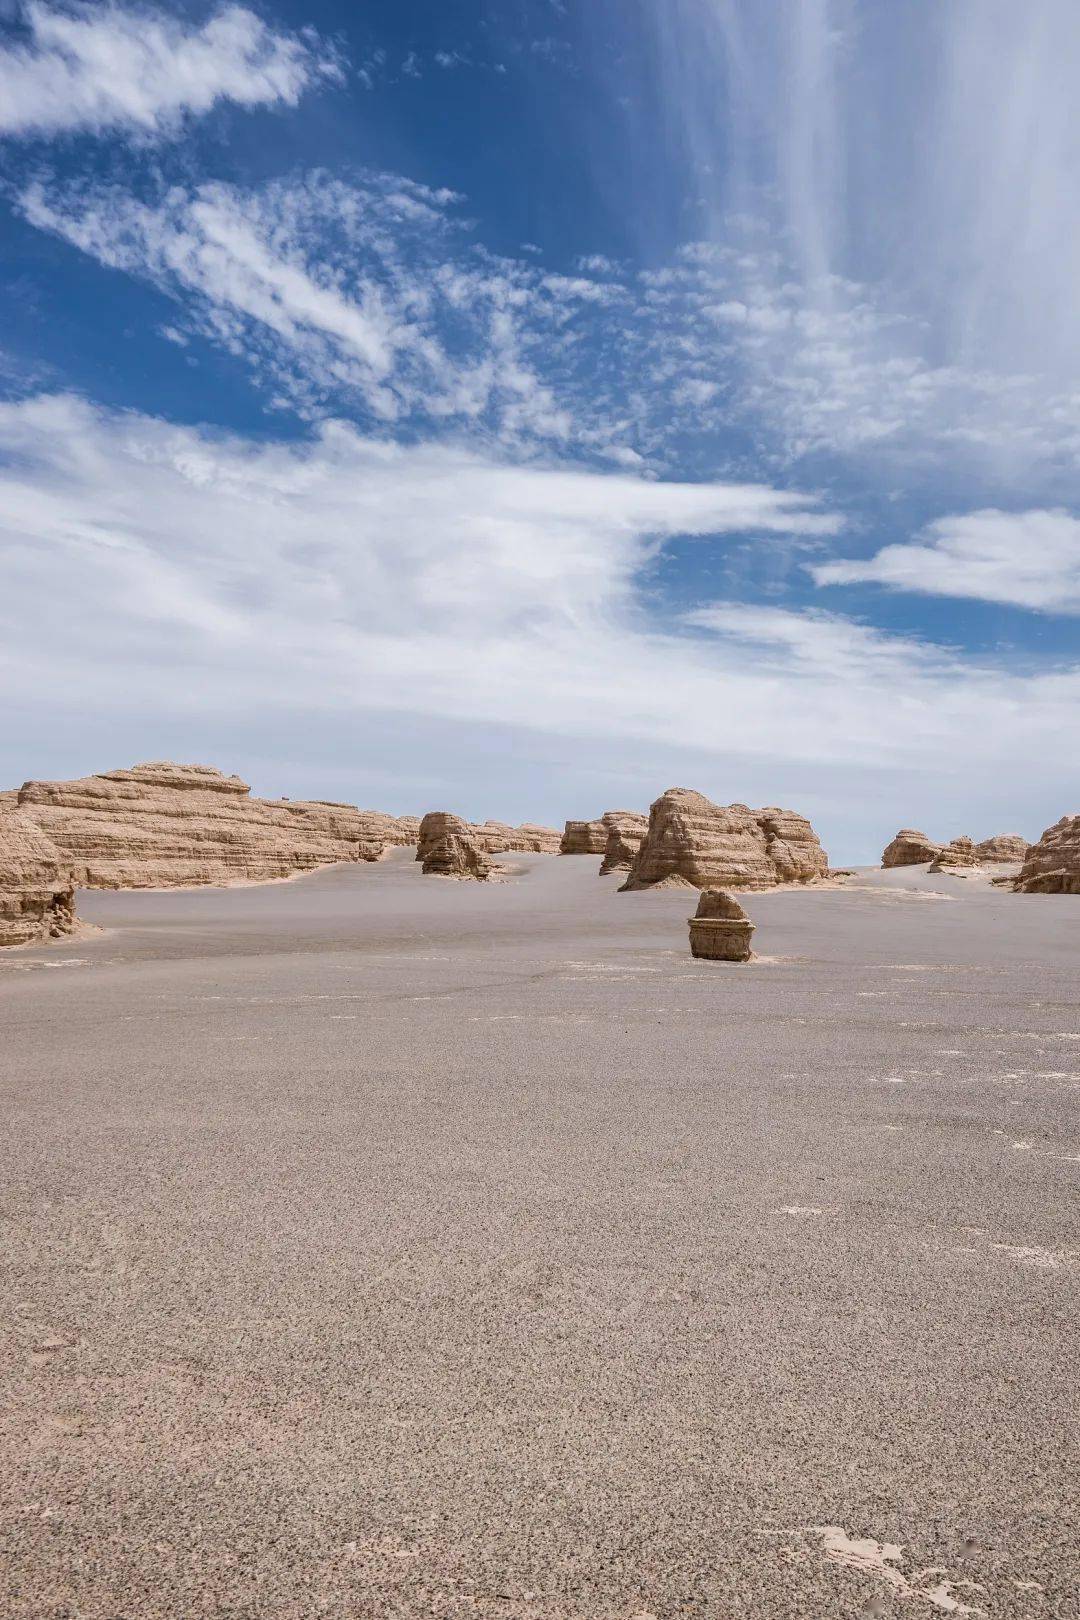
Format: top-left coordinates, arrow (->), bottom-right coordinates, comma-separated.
621,788 -> 829,892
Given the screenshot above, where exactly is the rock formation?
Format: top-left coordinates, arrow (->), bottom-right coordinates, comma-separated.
14,762 -> 419,889
688,888 -> 755,961
0,810 -> 78,948
928,837 -> 979,872
470,820 -> 560,855
598,812 -> 649,876
974,834 -> 1029,863
1013,816 -> 1080,894
881,829 -> 942,867
561,810 -> 645,859
416,812 -> 495,880
620,788 -> 829,892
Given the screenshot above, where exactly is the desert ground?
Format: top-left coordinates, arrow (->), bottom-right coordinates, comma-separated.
1,851 -> 1077,1618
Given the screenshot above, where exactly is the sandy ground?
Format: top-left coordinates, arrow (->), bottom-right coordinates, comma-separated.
1,851 -> 1077,1619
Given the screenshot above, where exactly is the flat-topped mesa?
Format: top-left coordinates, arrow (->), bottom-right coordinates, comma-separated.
560,809 -> 645,859
598,812 -> 649,876
416,812 -> 495,880
688,888 -> 755,961
882,829 -> 942,867
0,809 -> 78,948
974,834 -> 1029,864
15,762 -> 419,889
620,788 -> 829,892
1013,815 -> 1080,894
928,836 -> 979,872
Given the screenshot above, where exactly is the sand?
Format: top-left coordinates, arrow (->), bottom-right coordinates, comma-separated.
1,852 -> 1077,1618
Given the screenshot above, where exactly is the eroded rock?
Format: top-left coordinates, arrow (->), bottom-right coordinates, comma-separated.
928,837 -> 979,872
882,829 -> 942,867
974,834 -> 1029,863
688,888 -> 755,961
621,788 -> 829,892
0,809 -> 78,948
1013,816 -> 1080,894
599,813 -> 649,876
416,812 -> 496,880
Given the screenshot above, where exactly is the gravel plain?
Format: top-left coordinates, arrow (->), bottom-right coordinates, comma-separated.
1,851 -> 1077,1618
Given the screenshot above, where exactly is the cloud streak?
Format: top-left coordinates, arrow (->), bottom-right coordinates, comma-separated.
0,2 -> 339,140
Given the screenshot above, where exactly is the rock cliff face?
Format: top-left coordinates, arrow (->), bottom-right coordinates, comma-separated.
882,829 -> 942,867
1013,816 -> 1080,894
470,821 -> 560,855
416,812 -> 495,880
598,812 -> 649,875
928,837 -> 978,872
974,834 -> 1029,863
0,810 -> 78,947
15,762 -> 419,889
621,788 -> 829,892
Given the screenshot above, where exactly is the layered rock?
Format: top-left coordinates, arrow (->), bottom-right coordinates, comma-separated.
561,810 -> 645,858
416,812 -> 495,880
882,829 -> 942,867
598,812 -> 649,876
470,820 -> 560,855
928,837 -> 979,872
0,810 -> 78,948
621,788 -> 829,892
15,762 -> 419,889
974,834 -> 1029,864
1013,816 -> 1080,894
688,889 -> 755,961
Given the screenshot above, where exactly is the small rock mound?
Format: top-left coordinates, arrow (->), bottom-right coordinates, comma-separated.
688,889 -> 755,961
0,809 -> 78,948
416,813 -> 496,880
928,837 -> 979,872
882,829 -> 942,867
621,788 -> 829,892
1013,816 -> 1080,894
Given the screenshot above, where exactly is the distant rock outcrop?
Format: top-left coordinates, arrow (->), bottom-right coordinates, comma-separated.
416,812 -> 495,880
882,829 -> 942,867
621,788 -> 829,892
599,813 -> 649,876
14,762 -> 419,889
928,837 -> 978,872
561,810 -> 645,860
0,809 -> 78,947
470,820 -> 560,855
688,888 -> 755,961
974,834 -> 1029,864
1013,816 -> 1080,894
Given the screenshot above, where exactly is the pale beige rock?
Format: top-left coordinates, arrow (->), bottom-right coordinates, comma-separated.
416,812 -> 495,880
974,834 -> 1029,863
688,888 -> 755,961
15,762 -> 419,889
1013,816 -> 1080,894
561,809 -> 645,858
470,820 -> 560,855
621,788 -> 829,892
928,836 -> 978,872
598,812 -> 649,876
881,829 -> 942,867
0,809 -> 78,948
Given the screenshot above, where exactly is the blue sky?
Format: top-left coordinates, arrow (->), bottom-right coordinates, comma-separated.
1,0 -> 1077,861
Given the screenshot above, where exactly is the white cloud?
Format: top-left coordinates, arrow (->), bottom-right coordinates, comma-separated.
1,394 -> 1076,832
813,508 -> 1080,614
0,2 -> 340,139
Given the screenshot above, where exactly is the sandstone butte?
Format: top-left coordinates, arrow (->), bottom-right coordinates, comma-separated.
415,812 -> 496,880
620,788 -> 829,892
11,762 -> 421,890
1013,815 -> 1080,894
599,813 -> 649,876
928,836 -> 979,873
688,888 -> 755,961
560,810 -> 646,858
883,829 -> 1029,867
0,808 -> 79,948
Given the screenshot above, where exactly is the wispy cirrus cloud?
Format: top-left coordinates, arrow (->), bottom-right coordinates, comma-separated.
0,1 -> 340,140
814,509 -> 1080,615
